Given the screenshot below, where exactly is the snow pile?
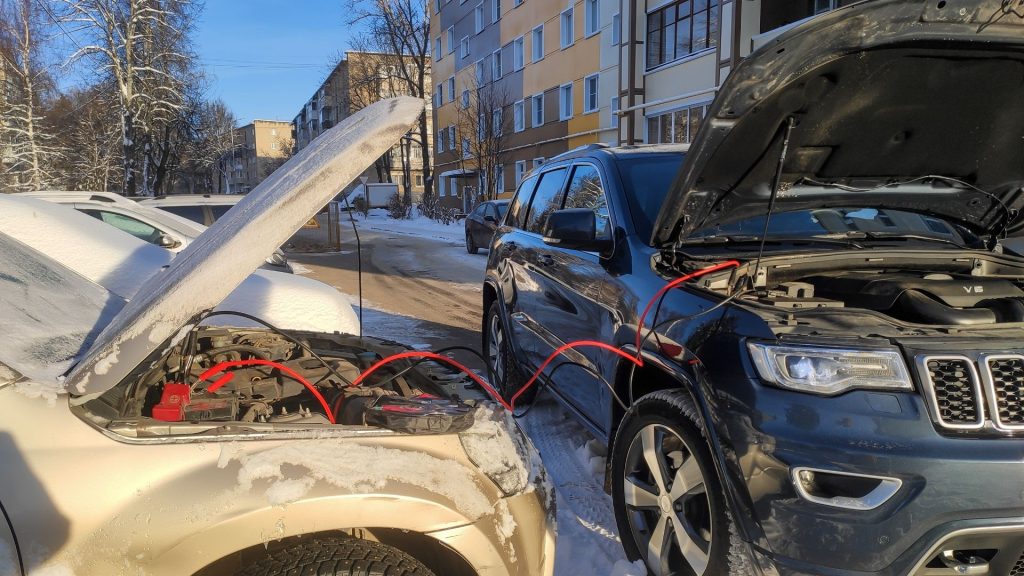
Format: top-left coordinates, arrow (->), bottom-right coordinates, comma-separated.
574,439 -> 607,476
213,270 -> 359,334
13,380 -> 63,407
609,560 -> 647,576
220,439 -> 493,519
353,210 -> 464,244
459,407 -> 531,495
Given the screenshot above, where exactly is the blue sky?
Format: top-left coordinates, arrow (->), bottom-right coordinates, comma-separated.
195,0 -> 356,125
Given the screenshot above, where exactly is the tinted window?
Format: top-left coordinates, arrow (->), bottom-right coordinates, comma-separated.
524,168 -> 568,234
617,153 -> 685,242
565,164 -> 611,241
507,175 -> 540,229
161,205 -> 206,224
496,203 -> 509,219
82,209 -> 163,244
209,205 -> 232,221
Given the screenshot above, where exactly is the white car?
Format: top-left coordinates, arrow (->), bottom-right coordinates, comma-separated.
1,196 -> 358,335
20,190 -> 294,272
139,193 -> 248,225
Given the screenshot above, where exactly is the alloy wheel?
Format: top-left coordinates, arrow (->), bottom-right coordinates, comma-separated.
487,312 -> 506,385
622,423 -> 712,576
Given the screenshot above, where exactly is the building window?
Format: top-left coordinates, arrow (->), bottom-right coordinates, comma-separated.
271,128 -> 278,136
612,12 -> 621,45
531,25 -> 544,62
513,100 -> 525,132
461,89 -> 470,108
434,36 -> 442,60
585,0 -> 599,36
496,164 -> 505,194
610,96 -> 620,128
814,0 -> 838,14
645,102 -> 710,144
475,60 -> 485,84
435,84 -> 443,107
493,108 -> 503,136
475,3 -> 484,33
559,83 -> 573,120
447,26 -> 455,53
460,36 -> 470,58
434,0 -> 440,13
437,129 -> 445,152
561,8 -> 575,48
646,0 -> 719,70
462,137 -> 471,158
492,49 -> 503,78
513,36 -> 525,70
416,174 -> 424,187
515,160 -> 526,185
447,77 -> 455,102
531,93 -> 544,127
492,0 -> 501,21
448,125 -> 456,148
584,74 -> 599,113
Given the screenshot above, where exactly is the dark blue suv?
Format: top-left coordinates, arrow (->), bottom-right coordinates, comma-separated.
483,2 -> 1024,574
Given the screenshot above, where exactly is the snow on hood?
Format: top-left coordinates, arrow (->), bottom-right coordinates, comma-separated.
66,97 -> 423,399
212,270 -> 360,335
653,0 -> 1024,244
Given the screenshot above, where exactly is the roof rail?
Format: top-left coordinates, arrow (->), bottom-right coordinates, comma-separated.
549,143 -> 609,162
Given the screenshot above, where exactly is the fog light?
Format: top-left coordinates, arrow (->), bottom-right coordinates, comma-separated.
792,466 -> 901,510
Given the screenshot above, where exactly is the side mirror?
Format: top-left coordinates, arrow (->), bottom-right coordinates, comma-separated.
157,233 -> 179,249
543,208 -> 611,252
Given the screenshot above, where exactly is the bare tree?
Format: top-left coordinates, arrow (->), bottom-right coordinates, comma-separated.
455,78 -> 513,205
176,97 -> 236,194
46,84 -> 123,190
59,0 -> 198,195
345,0 -> 432,200
0,0 -> 63,191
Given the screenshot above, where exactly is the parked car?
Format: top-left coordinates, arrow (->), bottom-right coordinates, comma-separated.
0,98 -> 554,576
21,190 -> 293,272
139,193 -> 247,226
483,3 -> 1024,575
465,200 -> 509,254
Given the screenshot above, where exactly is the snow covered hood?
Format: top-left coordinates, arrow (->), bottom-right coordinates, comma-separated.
653,0 -> 1024,245
66,97 -> 423,398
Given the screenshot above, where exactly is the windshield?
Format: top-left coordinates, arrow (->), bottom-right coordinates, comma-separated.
617,153 -> 685,242
0,234 -> 124,381
690,208 -> 983,247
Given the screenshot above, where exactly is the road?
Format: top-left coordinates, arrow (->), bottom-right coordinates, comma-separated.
290,223 -> 641,576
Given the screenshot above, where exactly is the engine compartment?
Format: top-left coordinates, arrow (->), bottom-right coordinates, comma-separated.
97,327 -> 476,434
753,270 -> 1024,326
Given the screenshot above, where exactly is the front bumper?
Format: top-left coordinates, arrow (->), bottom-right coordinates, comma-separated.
722,378 -> 1024,575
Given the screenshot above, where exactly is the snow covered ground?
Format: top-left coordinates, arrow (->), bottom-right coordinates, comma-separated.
350,208 -> 465,243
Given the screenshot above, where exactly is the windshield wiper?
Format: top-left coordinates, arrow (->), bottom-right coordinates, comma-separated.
858,231 -> 969,249
679,234 -> 865,249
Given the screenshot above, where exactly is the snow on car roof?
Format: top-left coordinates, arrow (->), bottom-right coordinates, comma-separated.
0,233 -> 124,383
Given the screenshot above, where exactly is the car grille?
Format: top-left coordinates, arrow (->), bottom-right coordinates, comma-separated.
1012,552 -> 1024,576
918,354 -> 1024,431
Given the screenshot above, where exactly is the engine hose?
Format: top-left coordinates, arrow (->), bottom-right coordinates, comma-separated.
198,359 -> 336,424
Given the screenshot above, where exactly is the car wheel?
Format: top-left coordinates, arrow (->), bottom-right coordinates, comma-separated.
238,535 -> 435,576
612,390 -> 739,576
466,232 -> 478,254
484,301 -> 533,403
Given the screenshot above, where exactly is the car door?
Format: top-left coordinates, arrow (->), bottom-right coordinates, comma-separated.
522,162 -> 620,430
467,204 -> 486,245
477,203 -> 500,248
508,166 -> 571,370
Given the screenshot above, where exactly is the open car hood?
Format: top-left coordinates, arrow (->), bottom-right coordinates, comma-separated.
66,97 -> 423,399
653,0 -> 1024,245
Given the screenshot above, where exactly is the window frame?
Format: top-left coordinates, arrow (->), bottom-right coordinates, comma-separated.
522,166 -> 570,235
446,26 -> 455,54
447,77 -> 456,102
560,8 -> 575,49
513,99 -> 525,132
610,95 -> 620,128
513,36 -> 525,71
492,48 -> 503,79
564,161 -> 616,251
559,82 -> 574,120
585,0 -> 600,37
611,12 -> 621,45
583,74 -> 599,114
460,36 -> 470,58
531,25 -> 544,62
474,3 -> 485,33
531,93 -> 544,127
644,0 -> 720,71
491,0 -> 501,22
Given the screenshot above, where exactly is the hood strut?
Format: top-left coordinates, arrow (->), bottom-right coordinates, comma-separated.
752,116 -> 796,288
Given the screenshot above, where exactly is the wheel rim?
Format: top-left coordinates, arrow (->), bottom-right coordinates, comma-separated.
623,423 -> 712,576
466,234 -> 474,251
487,313 -> 506,385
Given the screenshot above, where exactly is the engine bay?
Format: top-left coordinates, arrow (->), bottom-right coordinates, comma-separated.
95,327 -> 477,434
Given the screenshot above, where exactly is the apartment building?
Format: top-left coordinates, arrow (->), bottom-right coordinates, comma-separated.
218,120 -> 294,194
431,0 -> 850,207
292,51 -> 433,200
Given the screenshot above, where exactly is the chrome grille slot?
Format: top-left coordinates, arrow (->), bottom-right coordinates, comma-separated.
919,356 -> 984,430
1013,552 -> 1024,576
982,355 -> 1024,430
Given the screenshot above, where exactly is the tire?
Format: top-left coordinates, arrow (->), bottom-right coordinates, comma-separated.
238,535 -> 435,576
483,301 -> 534,404
611,389 -> 743,576
466,231 -> 479,254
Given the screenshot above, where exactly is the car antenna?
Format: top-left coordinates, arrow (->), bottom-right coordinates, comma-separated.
752,116 -> 796,289
341,194 -> 364,340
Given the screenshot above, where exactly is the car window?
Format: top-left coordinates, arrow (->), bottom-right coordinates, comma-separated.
472,204 -> 486,218
81,209 -> 163,244
524,168 -> 568,235
496,203 -> 509,219
485,204 -> 498,220
565,164 -> 612,241
209,205 -> 232,221
617,153 -> 685,242
161,205 -> 206,224
507,175 -> 540,229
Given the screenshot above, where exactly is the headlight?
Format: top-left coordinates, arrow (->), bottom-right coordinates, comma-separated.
747,343 -> 912,395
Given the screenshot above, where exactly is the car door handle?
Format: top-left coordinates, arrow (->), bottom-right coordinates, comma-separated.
538,255 -> 555,266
